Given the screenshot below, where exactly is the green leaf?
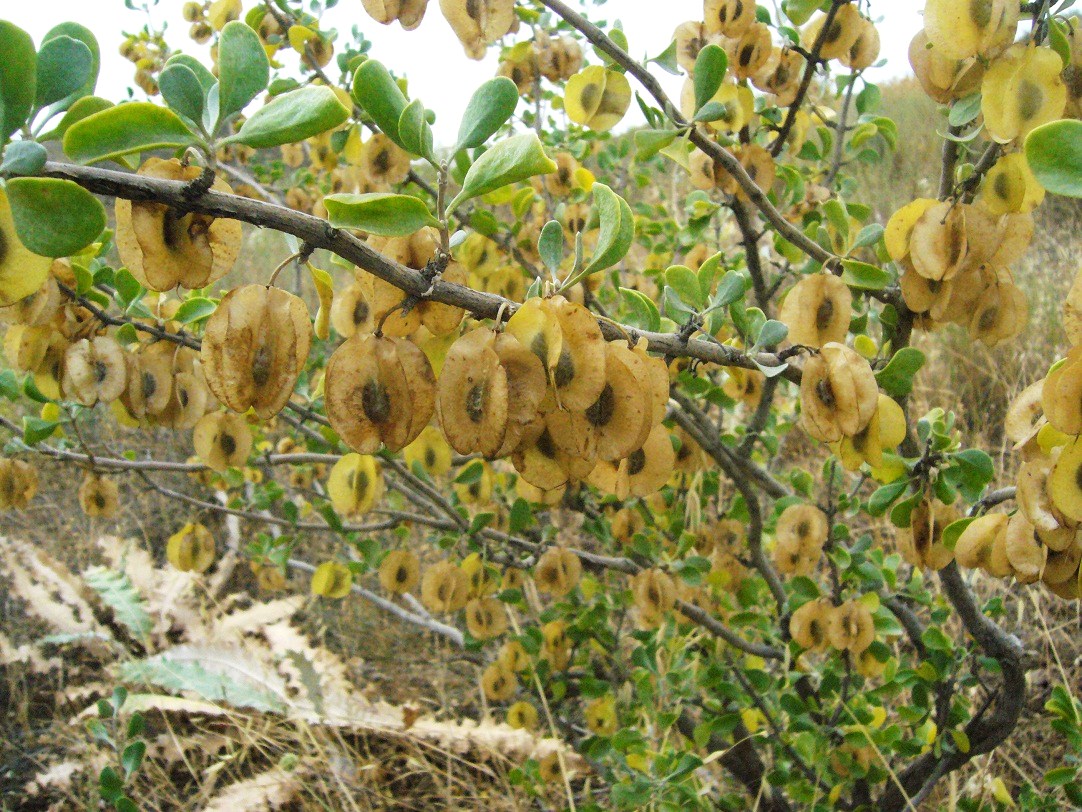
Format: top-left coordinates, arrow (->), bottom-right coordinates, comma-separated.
665,265 -> 704,310
447,133 -> 556,213
841,259 -> 891,290
113,268 -> 142,306
634,128 -> 677,161
121,741 -> 146,778
63,102 -> 197,164
173,297 -> 218,324
538,219 -> 563,275
217,20 -> 269,124
868,479 -> 908,517
225,86 -> 349,149
164,54 -> 217,93
351,59 -> 408,146
456,77 -> 518,151
0,140 -> 47,175
22,416 -> 58,444
158,63 -> 205,126
949,448 -> 994,492
1026,119 -> 1082,198
397,97 -> 433,159
5,177 -> 105,257
649,39 -> 681,75
37,96 -> 112,143
34,35 -> 93,110
324,192 -> 439,236
619,287 -> 661,332
757,319 -> 788,348
99,766 -> 124,802
709,271 -> 747,310
875,347 -> 925,397
580,183 -> 634,277
693,44 -> 728,112
40,23 -> 99,111
693,101 -> 735,124
0,22 -> 36,141
948,93 -> 982,128
783,0 -> 823,25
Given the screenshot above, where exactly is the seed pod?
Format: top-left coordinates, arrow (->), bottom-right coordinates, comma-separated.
773,504 -> 829,576
252,561 -> 288,592
908,30 -> 985,105
1005,512 -> 1047,583
587,423 -> 676,499
1042,348 -> 1082,435
0,189 -> 52,307
154,369 -> 210,430
439,0 -> 515,59
541,619 -> 571,670
585,696 -> 617,736
481,661 -> 517,701
437,328 -> 510,457
803,5 -> 863,61
955,513 -> 1011,573
778,273 -> 852,349
563,66 -> 632,132
330,277 -> 374,338
0,458 -> 38,510
460,552 -> 499,598
799,342 -> 878,443
1043,535 -> 1082,586
326,453 -> 384,518
583,340 -> 654,462
536,31 -> 583,82
491,331 -> 548,457
704,0 -> 755,38
506,700 -> 538,730
753,47 -> 805,107
123,342 -> 175,419
1016,456 -> 1070,541
827,598 -> 875,654
789,598 -> 833,651
166,523 -> 216,573
980,152 -> 1045,214
403,425 -> 453,476
923,0 -> 1019,61
115,158 -> 242,291
534,547 -> 582,597
840,15 -> 880,71
1,273 -> 61,327
968,274 -> 1027,347
3,325 -> 50,372
201,284 -> 312,419
311,561 -> 353,599
420,560 -> 471,613
836,395 -> 907,472
379,549 -> 420,594
499,640 -> 530,672
908,202 -> 970,282
906,498 -> 956,571
193,411 -> 252,471
728,22 -> 772,80
78,474 -> 119,518
465,597 -> 508,640
1049,437 -> 1082,524
325,333 -> 436,453
64,336 -> 128,407
632,568 -> 676,626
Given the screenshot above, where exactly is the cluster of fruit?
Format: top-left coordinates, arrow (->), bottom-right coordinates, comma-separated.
886,198 -> 1031,346
497,31 -> 584,95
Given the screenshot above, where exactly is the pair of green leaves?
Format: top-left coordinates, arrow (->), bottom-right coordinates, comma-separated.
0,20 -> 99,143
352,61 -> 516,158
63,21 -> 349,165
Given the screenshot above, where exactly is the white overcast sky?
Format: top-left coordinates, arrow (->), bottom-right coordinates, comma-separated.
17,0 -> 925,143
